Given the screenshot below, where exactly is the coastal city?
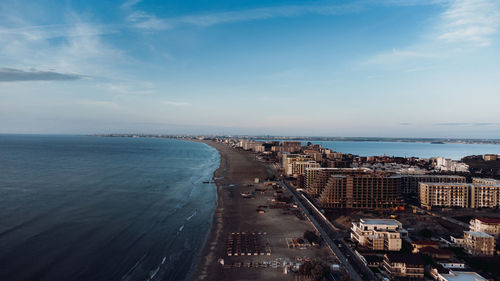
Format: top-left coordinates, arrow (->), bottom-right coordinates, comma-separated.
2,1 -> 500,281
185,136 -> 500,281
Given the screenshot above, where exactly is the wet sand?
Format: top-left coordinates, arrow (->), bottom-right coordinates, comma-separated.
190,141 -> 333,281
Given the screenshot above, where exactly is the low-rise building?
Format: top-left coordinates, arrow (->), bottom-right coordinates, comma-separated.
411,240 -> 439,253
431,266 -> 487,281
418,247 -> 453,260
351,219 -> 407,251
463,231 -> 495,256
382,253 -> 425,280
483,154 -> 498,161
435,157 -> 469,172
470,218 -> 500,237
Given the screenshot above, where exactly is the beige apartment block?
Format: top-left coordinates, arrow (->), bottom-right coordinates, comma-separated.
351,219 -> 407,251
419,183 -> 469,208
382,253 -> 425,280
463,231 -> 495,256
470,184 -> 500,208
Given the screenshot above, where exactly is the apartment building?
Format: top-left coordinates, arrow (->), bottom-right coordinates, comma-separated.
470,218 -> 500,237
282,154 -> 312,175
289,161 -> 320,177
463,231 -> 495,256
400,175 -> 466,194
282,141 -> 301,153
318,172 -> 402,209
419,183 -> 469,208
419,181 -> 500,208
472,177 -> 500,185
470,184 -> 500,208
350,219 -> 407,251
382,253 -> 425,280
304,168 -> 372,197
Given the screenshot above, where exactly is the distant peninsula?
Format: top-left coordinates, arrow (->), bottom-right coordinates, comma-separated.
93,134 -> 500,145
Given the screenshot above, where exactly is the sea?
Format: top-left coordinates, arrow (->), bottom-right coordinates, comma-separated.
0,135 -> 220,281
1,135 -> 499,281
293,140 -> 499,160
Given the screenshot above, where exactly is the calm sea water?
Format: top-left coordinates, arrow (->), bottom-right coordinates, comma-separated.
299,141 -> 499,160
0,135 -> 219,281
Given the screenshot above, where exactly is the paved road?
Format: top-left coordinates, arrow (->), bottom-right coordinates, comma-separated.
281,181 -> 376,281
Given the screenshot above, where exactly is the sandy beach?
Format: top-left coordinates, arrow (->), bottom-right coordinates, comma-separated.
190,140 -> 333,281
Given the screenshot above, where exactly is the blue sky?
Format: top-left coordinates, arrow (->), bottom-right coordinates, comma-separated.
1,0 -> 499,137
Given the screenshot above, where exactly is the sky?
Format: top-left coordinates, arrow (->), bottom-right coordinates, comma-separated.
1,0 -> 500,138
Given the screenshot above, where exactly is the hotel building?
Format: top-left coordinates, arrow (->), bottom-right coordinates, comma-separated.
351,219 -> 407,251
304,168 -> 372,197
318,172 -> 403,209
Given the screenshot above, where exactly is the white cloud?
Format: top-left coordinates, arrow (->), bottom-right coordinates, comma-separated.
437,0 -> 500,46
357,0 -> 500,68
0,12 -> 126,80
174,4 -> 362,27
358,48 -> 444,68
126,3 -> 364,31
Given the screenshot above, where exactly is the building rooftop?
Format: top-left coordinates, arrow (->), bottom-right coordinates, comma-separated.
420,182 -> 470,187
361,219 -> 401,226
412,240 -> 439,246
438,270 -> 487,281
411,175 -> 465,178
464,231 -> 493,238
385,253 -> 425,266
476,217 -> 500,224
419,246 -> 453,257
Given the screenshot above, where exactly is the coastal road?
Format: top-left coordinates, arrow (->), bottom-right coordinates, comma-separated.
280,181 -> 374,281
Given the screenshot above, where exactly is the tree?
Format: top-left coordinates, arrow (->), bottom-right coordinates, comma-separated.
299,260 -> 330,281
420,228 -> 433,238
304,230 -> 320,244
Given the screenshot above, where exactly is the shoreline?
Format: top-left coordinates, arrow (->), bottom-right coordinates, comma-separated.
188,140 -> 273,281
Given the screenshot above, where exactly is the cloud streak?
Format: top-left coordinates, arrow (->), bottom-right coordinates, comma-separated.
357,0 -> 500,68
128,3 -> 365,30
437,0 -> 500,46
434,122 -> 500,126
0,68 -> 83,82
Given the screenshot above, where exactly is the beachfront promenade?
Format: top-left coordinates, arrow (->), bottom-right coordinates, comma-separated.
281,181 -> 376,281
